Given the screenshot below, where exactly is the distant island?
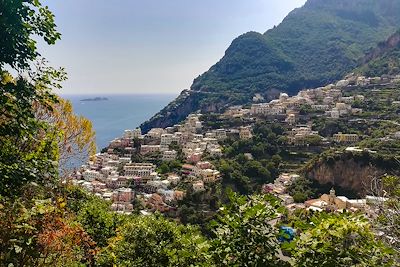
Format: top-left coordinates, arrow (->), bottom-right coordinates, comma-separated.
80,97 -> 109,102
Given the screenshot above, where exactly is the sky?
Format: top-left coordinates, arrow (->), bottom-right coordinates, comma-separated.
39,0 -> 307,95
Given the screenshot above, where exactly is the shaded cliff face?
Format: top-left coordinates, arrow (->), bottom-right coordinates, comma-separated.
306,158 -> 377,196
303,152 -> 399,196
141,0 -> 400,131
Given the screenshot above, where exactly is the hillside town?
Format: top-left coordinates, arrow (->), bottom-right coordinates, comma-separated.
4,1 -> 400,265
71,73 -> 400,216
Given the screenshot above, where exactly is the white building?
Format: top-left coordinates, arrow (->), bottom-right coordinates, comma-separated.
330,108 -> 340,119
200,169 -> 220,183
167,174 -> 181,186
208,147 -> 223,157
124,128 -> 142,139
161,134 -> 174,146
82,170 -> 103,182
251,103 -> 270,115
192,181 -> 205,192
333,133 -> 359,143
311,104 -> 329,111
146,128 -> 165,139
162,150 -> 178,161
123,163 -> 156,179
239,126 -> 253,140
336,80 -> 350,88
285,114 -> 296,125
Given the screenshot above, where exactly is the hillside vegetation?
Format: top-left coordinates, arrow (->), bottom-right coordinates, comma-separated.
141,0 -> 400,132
357,29 -> 400,76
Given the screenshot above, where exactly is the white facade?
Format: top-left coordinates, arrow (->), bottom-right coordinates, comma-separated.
124,128 -> 142,139
162,150 -> 178,161
193,181 -> 205,192
82,170 -> 103,182
147,128 -> 165,139
124,163 -> 156,178
161,134 -> 174,146
239,127 -> 253,140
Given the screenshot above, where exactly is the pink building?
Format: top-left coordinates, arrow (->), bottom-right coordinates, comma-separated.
196,161 -> 213,170
112,188 -> 134,203
187,152 -> 202,164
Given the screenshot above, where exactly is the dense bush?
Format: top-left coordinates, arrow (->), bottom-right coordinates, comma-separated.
289,213 -> 396,267
96,215 -> 211,267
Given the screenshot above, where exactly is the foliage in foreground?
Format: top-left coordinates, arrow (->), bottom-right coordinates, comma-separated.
0,195 -> 96,266
209,192 -> 289,267
288,213 -> 396,267
96,215 -> 211,267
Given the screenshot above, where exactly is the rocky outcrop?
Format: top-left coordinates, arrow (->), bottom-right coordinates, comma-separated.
306,158 -> 377,195
303,151 -> 399,196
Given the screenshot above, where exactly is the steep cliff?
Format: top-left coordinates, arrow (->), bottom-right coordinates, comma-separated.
303,151 -> 399,196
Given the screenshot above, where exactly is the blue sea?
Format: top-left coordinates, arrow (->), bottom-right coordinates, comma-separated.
63,94 -> 175,150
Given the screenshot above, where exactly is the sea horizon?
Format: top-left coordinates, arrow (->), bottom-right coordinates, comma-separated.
63,93 -> 176,150
59,92 -> 180,96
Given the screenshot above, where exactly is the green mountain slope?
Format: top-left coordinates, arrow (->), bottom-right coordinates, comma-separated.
141,0 -> 400,132
357,29 -> 400,76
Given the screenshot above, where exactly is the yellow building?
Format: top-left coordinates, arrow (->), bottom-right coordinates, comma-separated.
239,126 -> 253,140
333,132 -> 359,143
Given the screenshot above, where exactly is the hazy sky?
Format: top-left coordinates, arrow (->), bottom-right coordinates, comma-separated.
39,0 -> 307,95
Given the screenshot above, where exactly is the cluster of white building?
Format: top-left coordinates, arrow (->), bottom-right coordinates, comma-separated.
250,83 -> 365,120
304,188 -> 388,214
73,113 -> 227,214
74,73 -> 400,215
253,74 -> 400,122
142,114 -> 229,164
74,153 -> 186,214
181,161 -> 221,188
286,125 -> 320,146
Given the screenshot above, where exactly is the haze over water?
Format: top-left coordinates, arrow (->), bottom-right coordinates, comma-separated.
63,94 -> 175,150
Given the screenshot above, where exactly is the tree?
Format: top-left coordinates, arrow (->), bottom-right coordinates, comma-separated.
244,160 -> 272,184
77,196 -> 122,248
0,1 -> 98,265
378,175 -> 400,255
0,0 -> 61,69
158,162 -> 171,174
287,176 -> 315,203
0,197 -> 96,266
367,174 -> 400,255
96,215 -> 211,267
303,135 -> 322,146
0,70 -> 61,197
210,191 -> 288,267
292,192 -> 308,203
0,0 -> 63,197
290,213 -> 395,267
35,97 -> 96,177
